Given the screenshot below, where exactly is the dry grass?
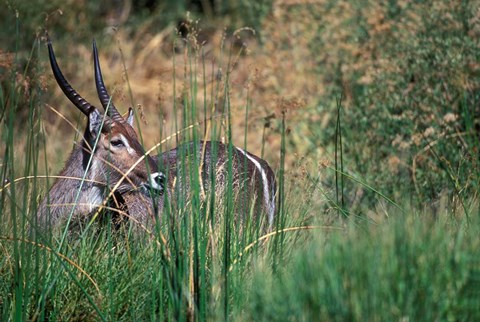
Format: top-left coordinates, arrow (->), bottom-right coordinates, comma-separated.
2,0 -> 478,208
33,4 -> 332,184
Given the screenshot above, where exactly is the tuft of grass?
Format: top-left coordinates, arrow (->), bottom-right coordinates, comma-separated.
235,208 -> 480,321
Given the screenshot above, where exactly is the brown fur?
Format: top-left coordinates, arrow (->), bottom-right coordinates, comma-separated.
122,141 -> 276,232
36,115 -> 161,231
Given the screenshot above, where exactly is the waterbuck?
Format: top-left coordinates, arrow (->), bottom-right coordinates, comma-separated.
40,40 -> 276,233
36,41 -> 165,230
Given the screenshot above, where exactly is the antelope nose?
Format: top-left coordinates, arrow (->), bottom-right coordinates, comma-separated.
149,172 -> 166,192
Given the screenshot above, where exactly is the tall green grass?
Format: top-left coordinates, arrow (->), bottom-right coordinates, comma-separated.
1,2 -> 480,321
0,23 -> 287,320
234,211 -> 480,321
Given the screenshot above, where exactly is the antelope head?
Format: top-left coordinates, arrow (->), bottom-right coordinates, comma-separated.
47,40 -> 164,199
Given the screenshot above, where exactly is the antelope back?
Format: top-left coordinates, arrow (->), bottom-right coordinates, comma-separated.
36,41 -> 164,229
122,141 -> 276,232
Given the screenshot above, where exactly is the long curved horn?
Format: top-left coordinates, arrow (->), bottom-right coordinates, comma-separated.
47,40 -> 95,116
93,41 -> 124,122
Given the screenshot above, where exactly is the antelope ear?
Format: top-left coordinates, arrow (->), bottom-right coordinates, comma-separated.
126,107 -> 135,126
88,109 -> 103,138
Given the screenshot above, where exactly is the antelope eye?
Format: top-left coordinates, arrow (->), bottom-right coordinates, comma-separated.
110,139 -> 125,148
